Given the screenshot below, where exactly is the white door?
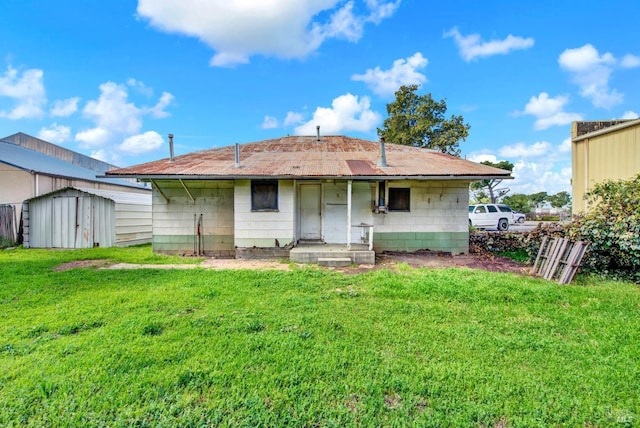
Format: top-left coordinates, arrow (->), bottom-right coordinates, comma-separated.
300,184 -> 321,240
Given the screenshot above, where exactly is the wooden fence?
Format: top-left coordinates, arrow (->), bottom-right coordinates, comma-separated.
0,204 -> 16,247
532,236 -> 589,284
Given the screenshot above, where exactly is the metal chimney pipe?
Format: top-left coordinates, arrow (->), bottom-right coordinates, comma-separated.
234,143 -> 240,168
377,137 -> 387,167
168,133 -> 175,161
316,125 -> 320,141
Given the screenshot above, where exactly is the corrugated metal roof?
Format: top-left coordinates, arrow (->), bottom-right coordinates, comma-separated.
0,140 -> 143,188
26,186 -> 151,205
107,135 -> 512,180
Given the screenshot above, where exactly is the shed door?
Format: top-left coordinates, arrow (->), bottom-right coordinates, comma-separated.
52,196 -> 93,248
300,184 -> 321,240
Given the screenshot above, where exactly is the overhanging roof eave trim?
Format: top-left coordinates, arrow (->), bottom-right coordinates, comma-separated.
104,174 -> 513,181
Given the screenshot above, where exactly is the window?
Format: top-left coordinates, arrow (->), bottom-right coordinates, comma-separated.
498,205 -> 512,213
487,205 -> 498,213
388,187 -> 410,211
475,206 -> 487,214
251,180 -> 278,211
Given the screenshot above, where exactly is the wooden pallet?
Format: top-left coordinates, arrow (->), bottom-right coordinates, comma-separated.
532,236 -> 589,284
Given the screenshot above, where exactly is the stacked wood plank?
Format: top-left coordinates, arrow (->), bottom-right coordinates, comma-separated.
532,236 -> 589,284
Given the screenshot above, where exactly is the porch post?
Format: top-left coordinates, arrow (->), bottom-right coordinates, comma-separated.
347,180 -> 352,250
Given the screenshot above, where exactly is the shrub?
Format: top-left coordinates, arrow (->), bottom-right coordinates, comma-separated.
565,174 -> 640,282
470,174 -> 640,283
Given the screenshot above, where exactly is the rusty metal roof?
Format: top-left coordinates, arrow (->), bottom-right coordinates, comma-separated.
106,135 -> 512,180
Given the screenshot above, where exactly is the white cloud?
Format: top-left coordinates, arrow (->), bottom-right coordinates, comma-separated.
622,110 -> 639,119
284,111 -> 304,126
118,131 -> 164,154
261,115 -> 279,129
558,44 -> 623,108
146,92 -> 174,118
0,66 -> 46,119
467,152 -> 498,164
75,81 -> 173,149
90,149 -> 108,162
136,0 -> 400,67
498,141 -> 551,158
38,123 -> 71,144
352,52 -> 428,97
75,127 -> 110,148
621,54 -> 640,68
127,78 -> 154,96
469,137 -> 573,196
294,93 -> 381,135
509,160 -> 572,195
50,97 -> 80,117
516,92 -> 583,130
443,27 -> 534,62
559,138 -> 572,153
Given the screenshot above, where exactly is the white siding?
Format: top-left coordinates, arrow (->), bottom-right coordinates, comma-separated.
323,181 -> 372,243
373,181 -> 469,233
234,180 -> 295,247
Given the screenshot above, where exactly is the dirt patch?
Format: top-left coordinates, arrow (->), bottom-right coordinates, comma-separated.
55,252 -> 531,276
55,259 -> 113,271
329,250 -> 531,276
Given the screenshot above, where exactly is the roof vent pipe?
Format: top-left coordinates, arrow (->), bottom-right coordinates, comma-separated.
377,137 -> 387,167
316,125 -> 320,141
234,143 -> 240,168
168,134 -> 175,161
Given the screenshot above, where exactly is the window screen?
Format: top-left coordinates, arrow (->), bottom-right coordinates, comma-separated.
251,181 -> 278,211
388,187 -> 410,211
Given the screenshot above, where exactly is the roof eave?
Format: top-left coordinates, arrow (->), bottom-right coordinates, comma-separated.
103,174 -> 513,181
572,118 -> 640,142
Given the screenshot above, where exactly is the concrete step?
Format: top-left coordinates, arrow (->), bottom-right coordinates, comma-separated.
317,257 -> 352,267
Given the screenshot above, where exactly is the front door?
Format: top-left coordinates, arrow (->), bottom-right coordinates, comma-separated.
300,184 -> 321,240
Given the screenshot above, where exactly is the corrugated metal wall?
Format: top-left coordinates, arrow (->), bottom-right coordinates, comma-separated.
572,124 -> 640,213
26,189 -> 116,248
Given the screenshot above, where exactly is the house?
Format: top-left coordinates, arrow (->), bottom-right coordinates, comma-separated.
106,134 -> 511,264
571,119 -> 640,213
0,132 -> 151,245
23,187 -> 152,249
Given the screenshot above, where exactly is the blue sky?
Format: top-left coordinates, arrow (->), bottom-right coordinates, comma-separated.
1,0 -> 638,196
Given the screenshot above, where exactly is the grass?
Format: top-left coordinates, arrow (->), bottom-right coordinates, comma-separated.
1,246 -> 639,427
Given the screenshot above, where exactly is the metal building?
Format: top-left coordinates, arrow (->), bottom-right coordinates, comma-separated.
23,187 -> 152,248
571,119 -> 640,213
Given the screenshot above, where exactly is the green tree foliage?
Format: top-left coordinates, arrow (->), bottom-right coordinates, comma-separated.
470,160 -> 514,203
377,84 -> 470,156
547,191 -> 572,208
567,174 -> 640,282
501,193 -> 531,213
528,192 -> 548,208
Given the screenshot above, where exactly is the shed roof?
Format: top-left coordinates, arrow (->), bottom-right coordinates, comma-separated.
0,140 -> 144,188
106,135 -> 512,180
25,186 -> 151,205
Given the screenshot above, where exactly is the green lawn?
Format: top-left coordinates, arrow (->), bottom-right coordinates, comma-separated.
1,246 -> 639,427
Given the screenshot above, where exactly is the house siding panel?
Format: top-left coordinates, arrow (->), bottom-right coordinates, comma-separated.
372,180 -> 469,253
151,180 -> 234,255
234,180 -> 295,247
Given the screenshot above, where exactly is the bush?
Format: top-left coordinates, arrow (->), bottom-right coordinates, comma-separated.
565,174 -> 640,282
471,174 -> 640,283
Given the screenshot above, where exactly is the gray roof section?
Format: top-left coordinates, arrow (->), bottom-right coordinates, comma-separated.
0,140 -> 144,188
26,186 -> 151,205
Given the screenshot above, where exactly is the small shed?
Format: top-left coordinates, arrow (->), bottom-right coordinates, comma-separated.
23,187 -> 152,248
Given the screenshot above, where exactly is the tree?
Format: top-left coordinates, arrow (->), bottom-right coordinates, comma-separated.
528,192 -> 548,209
501,193 -> 531,213
470,160 -> 514,203
377,84 -> 470,156
547,191 -> 571,209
